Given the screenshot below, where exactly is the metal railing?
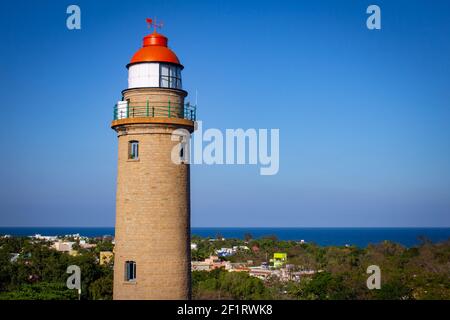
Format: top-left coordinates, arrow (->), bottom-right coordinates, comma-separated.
113,101 -> 196,121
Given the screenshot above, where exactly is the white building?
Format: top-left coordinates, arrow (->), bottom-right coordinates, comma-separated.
33,234 -> 57,241
53,241 -> 75,252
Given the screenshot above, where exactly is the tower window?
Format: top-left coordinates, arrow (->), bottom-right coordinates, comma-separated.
125,261 -> 136,281
179,143 -> 189,163
180,145 -> 184,159
129,141 -> 139,160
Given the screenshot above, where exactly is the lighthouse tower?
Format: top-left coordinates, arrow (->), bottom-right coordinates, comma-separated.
111,20 -> 195,300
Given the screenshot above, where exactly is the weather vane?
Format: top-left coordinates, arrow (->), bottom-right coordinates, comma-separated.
146,18 -> 163,33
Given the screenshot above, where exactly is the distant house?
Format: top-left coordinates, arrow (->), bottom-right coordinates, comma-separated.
33,234 -> 57,242
248,267 -> 272,280
191,256 -> 232,271
270,253 -> 287,268
79,240 -> 97,249
215,245 -> 250,257
190,243 -> 198,251
52,241 -> 75,254
216,248 -> 234,257
291,270 -> 315,281
191,261 -> 211,271
228,263 -> 249,273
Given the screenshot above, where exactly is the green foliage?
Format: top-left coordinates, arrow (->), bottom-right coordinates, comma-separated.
192,269 -> 271,300
191,237 -> 450,300
293,272 -> 355,300
0,282 -> 78,300
93,240 -> 114,253
89,276 -> 113,300
0,236 -> 113,300
374,279 -> 413,300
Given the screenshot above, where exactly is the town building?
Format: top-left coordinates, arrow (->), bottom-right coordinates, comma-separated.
191,256 -> 232,271
52,241 -> 75,252
270,252 -> 288,268
52,241 -> 78,256
215,246 -> 250,257
79,240 -> 97,249
33,234 -> 57,242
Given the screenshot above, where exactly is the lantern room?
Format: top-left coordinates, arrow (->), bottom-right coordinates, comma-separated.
127,31 -> 183,90
112,19 -> 196,125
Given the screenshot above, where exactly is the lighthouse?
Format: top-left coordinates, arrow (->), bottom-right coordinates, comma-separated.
111,20 -> 196,300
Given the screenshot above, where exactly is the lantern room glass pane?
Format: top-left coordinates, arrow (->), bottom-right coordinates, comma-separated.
159,64 -> 182,89
161,65 -> 169,76
170,67 -> 176,77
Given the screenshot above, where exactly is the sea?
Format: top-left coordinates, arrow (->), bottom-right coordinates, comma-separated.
0,227 -> 449,248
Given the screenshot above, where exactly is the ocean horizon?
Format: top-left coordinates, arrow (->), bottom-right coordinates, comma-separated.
0,227 -> 449,248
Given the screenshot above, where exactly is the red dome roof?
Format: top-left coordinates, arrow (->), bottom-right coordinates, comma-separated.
128,32 -> 181,67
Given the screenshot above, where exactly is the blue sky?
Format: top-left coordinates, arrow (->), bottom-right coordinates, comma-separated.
0,0 -> 449,227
